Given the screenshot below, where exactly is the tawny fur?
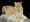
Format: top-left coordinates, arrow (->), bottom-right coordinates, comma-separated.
2,2 -> 28,19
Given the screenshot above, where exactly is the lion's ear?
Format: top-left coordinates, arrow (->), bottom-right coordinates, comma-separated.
14,2 -> 17,6
20,1 -> 23,4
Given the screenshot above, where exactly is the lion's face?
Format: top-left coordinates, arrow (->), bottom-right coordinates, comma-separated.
14,2 -> 22,8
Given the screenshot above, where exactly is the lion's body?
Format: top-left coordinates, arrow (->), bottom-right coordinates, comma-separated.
0,2 -> 28,22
